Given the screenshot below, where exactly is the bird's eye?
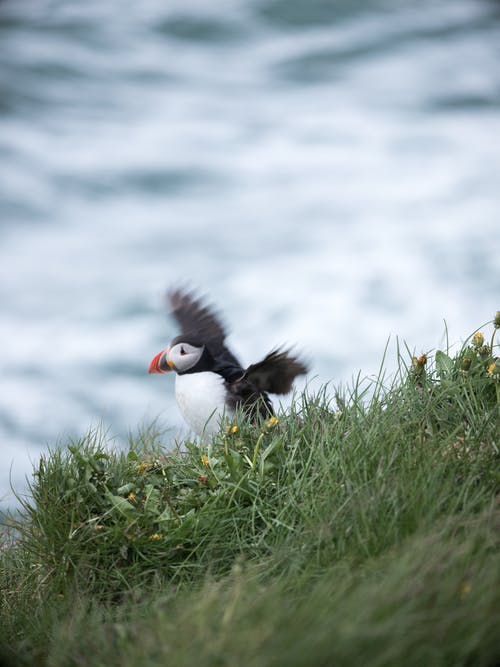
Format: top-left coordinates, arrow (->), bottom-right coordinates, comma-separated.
180,347 -> 187,355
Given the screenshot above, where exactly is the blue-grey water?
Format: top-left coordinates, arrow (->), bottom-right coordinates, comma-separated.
1,0 -> 500,509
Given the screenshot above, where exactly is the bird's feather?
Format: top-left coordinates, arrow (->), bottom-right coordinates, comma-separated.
224,377 -> 274,418
168,288 -> 242,369
241,348 -> 309,395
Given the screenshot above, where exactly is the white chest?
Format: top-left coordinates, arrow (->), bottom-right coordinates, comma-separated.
175,371 -> 230,436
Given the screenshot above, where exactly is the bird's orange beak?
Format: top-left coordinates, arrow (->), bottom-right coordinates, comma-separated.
148,348 -> 174,374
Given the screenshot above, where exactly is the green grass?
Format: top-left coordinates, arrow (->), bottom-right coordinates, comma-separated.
1,318 -> 499,667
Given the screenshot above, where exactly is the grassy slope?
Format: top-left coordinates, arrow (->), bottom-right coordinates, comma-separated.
1,323 -> 499,667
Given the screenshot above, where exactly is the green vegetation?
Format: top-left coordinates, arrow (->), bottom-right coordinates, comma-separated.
1,316 -> 499,667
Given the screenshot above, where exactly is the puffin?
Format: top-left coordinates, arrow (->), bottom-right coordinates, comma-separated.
149,288 -> 308,436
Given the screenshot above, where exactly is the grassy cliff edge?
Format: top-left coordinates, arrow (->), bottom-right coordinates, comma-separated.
1,318 -> 499,667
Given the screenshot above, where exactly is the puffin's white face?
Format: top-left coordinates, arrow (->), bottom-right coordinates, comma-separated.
167,342 -> 204,373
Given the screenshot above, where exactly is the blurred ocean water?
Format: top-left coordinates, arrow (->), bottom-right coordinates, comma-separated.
1,0 -> 499,508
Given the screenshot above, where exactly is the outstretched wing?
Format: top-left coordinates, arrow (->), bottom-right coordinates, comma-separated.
168,288 -> 242,369
242,348 -> 308,395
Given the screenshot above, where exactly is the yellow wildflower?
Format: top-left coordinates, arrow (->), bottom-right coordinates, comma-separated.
136,461 -> 150,474
472,332 -> 484,348
150,533 -> 162,540
201,454 -> 210,467
127,492 -> 137,502
459,580 -> 471,599
266,416 -> 279,428
460,357 -> 472,371
479,344 -> 490,359
231,425 -> 239,434
487,360 -> 500,378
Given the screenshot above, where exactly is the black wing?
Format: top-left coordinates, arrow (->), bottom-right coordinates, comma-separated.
168,288 -> 242,369
224,349 -> 308,420
224,377 -> 274,419
241,348 -> 308,395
